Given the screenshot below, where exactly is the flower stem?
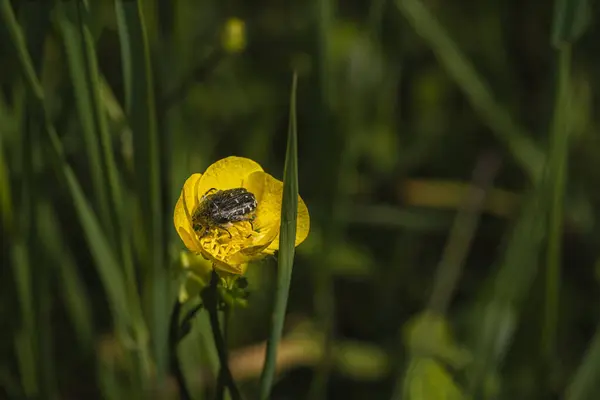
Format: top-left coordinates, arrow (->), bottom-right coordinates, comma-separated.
215,308 -> 229,400
203,270 -> 242,400
168,299 -> 191,400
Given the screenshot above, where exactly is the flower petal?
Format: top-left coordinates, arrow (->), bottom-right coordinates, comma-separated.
196,156 -> 263,198
264,196 -> 310,253
178,227 -> 200,253
174,173 -> 203,252
243,171 -> 310,253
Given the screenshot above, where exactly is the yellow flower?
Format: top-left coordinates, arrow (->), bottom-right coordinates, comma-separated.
222,18 -> 246,53
173,156 -> 310,275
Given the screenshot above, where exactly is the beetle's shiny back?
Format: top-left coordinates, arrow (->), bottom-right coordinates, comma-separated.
192,188 -> 257,228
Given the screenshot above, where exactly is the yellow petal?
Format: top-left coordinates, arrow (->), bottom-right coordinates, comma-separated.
264,197 -> 310,253
243,171 -> 310,253
177,227 -> 199,253
174,173 -> 203,252
211,257 -> 245,275
192,244 -> 247,275
196,156 -> 263,199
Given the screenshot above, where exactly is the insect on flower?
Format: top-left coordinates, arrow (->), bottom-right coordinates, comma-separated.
191,187 -> 258,238
174,156 -> 310,275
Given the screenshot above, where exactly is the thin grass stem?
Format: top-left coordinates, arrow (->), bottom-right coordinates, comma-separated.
169,300 -> 192,400
203,271 -> 241,400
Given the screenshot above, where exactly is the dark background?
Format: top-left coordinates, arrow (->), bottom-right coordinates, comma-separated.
1,0 -> 600,399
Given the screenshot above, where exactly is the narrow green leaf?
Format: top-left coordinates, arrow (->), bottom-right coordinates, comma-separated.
11,241 -> 38,397
55,2 -> 116,240
37,200 -> 94,350
47,126 -> 130,330
0,0 -> 43,101
565,325 -> 600,400
552,0 -> 592,45
0,137 -> 12,234
47,130 -> 156,393
55,1 -> 146,356
466,187 -> 548,396
259,72 -> 299,400
1,0 -> 130,336
543,44 -> 572,359
395,0 -> 545,182
3,0 -> 152,387
19,6 -> 58,396
402,357 -> 465,400
429,153 -> 501,314
0,3 -> 47,395
115,0 -> 168,380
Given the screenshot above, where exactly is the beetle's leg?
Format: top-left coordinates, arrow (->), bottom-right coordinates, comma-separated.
215,224 -> 233,239
198,226 -> 208,238
201,187 -> 218,201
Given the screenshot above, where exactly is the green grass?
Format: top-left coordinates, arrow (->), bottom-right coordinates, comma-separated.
259,72 -> 300,400
1,0 -> 600,399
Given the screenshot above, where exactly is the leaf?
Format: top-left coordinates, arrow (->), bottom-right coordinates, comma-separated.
333,341 -> 390,380
404,357 -> 465,400
55,1 -> 115,240
394,0 -> 544,182
403,312 -> 472,369
259,72 -> 299,400
565,325 -> 600,400
115,0 -> 168,379
552,0 -> 592,45
37,200 -> 94,350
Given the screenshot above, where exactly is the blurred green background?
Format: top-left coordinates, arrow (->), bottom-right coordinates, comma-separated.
1,0 -> 600,399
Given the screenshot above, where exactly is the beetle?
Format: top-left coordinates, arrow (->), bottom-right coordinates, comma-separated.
191,187 -> 257,238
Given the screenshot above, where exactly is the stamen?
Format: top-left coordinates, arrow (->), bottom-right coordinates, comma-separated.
195,221 -> 259,264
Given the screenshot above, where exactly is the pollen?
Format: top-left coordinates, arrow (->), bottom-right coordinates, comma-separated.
197,221 -> 256,262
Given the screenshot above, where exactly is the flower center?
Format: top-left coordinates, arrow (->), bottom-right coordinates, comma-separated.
197,221 -> 258,261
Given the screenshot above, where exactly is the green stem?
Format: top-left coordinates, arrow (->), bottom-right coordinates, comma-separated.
543,43 -> 571,360
168,300 -> 191,400
215,306 -> 231,400
429,152 -> 501,313
203,271 -> 241,400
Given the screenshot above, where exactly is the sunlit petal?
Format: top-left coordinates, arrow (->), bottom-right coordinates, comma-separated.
244,170 -> 310,253
174,157 -> 310,275
264,195 -> 310,253
196,156 -> 263,199
174,173 -> 204,253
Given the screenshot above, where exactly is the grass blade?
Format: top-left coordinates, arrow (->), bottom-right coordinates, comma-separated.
19,5 -> 58,396
466,185 -> 548,397
565,324 -> 600,400
309,0 -> 337,396
11,241 -> 38,397
542,43 -> 572,361
1,0 -> 149,379
429,153 -> 502,314
115,0 -> 168,380
37,200 -> 94,351
0,2 -> 51,395
258,72 -> 299,400
395,0 -> 545,182
46,127 -> 153,384
47,127 -> 130,333
0,0 -> 43,101
55,1 -> 115,241
552,0 -> 592,45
